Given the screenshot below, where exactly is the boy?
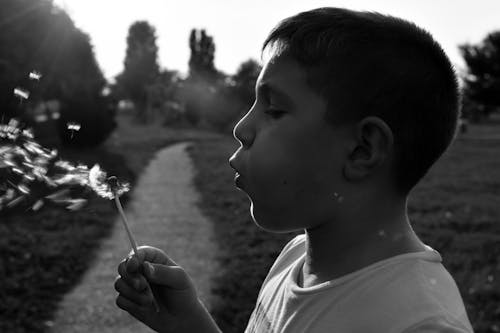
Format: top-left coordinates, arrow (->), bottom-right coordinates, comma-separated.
114,7 -> 474,333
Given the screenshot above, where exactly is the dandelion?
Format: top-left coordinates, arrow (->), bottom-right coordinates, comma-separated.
100,173 -> 159,312
88,166 -> 135,252
89,165 -> 130,200
13,87 -> 30,100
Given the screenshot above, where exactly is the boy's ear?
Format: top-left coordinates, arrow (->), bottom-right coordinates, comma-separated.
343,116 -> 394,181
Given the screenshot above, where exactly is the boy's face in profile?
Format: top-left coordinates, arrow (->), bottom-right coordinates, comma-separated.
231,52 -> 351,233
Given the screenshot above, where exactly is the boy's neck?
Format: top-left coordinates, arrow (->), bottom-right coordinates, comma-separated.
299,203 -> 426,288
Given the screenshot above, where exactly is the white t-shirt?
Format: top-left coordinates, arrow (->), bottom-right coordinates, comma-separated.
245,234 -> 473,333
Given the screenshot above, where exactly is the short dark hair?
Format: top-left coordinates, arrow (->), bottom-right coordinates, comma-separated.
262,7 -> 461,195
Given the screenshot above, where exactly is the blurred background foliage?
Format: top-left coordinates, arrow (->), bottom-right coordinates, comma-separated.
0,0 -> 115,147
2,0 -> 500,149
459,31 -> 500,122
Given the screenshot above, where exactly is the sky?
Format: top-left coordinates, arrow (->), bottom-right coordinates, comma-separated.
53,0 -> 500,81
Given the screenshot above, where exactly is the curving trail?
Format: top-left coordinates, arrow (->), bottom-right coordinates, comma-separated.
49,141 -> 219,333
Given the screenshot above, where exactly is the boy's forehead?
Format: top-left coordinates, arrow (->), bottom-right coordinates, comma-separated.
258,54 -> 307,88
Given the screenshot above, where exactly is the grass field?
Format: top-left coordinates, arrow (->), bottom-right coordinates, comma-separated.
2,115 -> 497,332
187,121 -> 500,333
0,146 -> 135,333
0,114 -> 221,333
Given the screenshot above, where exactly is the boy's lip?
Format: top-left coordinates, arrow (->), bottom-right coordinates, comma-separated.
229,157 -> 244,187
229,157 -> 242,174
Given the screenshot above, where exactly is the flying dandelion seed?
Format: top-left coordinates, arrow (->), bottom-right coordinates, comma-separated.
29,71 -> 42,80
66,198 -> 87,211
13,87 -> 30,100
45,188 -> 71,201
67,122 -> 81,139
0,118 -> 128,213
32,199 -> 44,211
67,122 -> 81,131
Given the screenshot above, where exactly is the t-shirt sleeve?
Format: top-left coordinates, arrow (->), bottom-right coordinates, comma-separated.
401,316 -> 474,333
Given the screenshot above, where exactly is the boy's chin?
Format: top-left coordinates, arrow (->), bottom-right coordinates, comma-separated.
251,208 -> 303,233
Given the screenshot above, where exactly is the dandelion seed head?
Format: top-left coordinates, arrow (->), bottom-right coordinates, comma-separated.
88,165 -> 130,199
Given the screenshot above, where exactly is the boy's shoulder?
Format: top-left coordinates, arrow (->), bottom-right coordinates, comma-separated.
259,236 -> 473,332
262,234 -> 306,285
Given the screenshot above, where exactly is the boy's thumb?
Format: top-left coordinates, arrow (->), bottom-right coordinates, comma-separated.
143,262 -> 192,290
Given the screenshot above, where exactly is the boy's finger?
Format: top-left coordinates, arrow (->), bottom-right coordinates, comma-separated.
116,295 -> 149,320
136,245 -> 177,266
114,278 -> 152,306
126,255 -> 142,274
143,262 -> 192,290
115,273 -> 148,292
118,261 -> 141,288
118,260 -> 132,279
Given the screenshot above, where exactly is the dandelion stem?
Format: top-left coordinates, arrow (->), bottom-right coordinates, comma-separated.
114,196 -> 138,256
114,194 -> 160,313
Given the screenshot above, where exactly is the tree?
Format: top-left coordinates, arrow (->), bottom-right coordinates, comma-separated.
188,29 -> 218,82
0,0 -> 115,147
459,31 -> 500,121
0,0 -> 106,116
232,59 -> 261,108
115,21 -> 160,119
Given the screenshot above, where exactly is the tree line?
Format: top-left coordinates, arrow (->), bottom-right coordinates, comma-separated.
112,21 -> 260,132
1,0 -> 499,148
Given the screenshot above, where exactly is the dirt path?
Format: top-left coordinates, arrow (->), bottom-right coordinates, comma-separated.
49,141 -> 219,333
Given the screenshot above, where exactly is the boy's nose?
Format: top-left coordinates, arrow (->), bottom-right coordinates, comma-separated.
232,111 -> 255,148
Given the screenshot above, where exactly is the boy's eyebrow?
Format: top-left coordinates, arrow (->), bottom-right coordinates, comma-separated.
258,82 -> 294,106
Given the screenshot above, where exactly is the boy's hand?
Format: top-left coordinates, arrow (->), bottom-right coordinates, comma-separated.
115,246 -> 221,333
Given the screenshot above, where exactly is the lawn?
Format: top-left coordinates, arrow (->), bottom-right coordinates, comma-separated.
2,114 -> 497,333
187,121 -> 500,333
0,145 -> 134,333
0,114 -> 222,333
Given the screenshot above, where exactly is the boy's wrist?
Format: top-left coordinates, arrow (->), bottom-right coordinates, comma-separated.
195,299 -> 223,333
155,300 -> 221,333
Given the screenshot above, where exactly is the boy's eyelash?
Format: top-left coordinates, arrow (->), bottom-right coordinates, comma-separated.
264,108 -> 285,118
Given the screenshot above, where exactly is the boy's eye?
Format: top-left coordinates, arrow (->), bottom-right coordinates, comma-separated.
264,108 -> 285,119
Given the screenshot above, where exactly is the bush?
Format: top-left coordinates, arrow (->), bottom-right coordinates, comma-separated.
204,89 -> 245,133
57,96 -> 116,147
179,78 -> 245,133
